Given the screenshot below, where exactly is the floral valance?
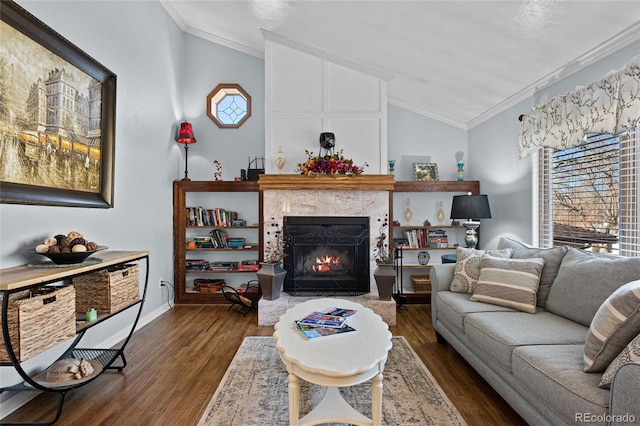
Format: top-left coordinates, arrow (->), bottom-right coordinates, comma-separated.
519,55 -> 640,158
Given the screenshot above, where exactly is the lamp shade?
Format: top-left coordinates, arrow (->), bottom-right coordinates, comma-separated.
177,121 -> 196,144
450,194 -> 492,220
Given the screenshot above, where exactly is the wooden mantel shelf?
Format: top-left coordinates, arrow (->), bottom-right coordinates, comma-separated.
258,174 -> 395,191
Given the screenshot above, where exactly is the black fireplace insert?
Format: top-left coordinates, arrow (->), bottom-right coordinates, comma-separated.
282,216 -> 370,296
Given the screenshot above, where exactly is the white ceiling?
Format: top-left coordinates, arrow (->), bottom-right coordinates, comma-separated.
161,1 -> 640,129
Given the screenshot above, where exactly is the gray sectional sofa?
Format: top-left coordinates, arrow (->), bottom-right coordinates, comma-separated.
430,238 -> 640,426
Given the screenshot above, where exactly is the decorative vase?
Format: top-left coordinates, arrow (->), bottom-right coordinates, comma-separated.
417,251 -> 430,265
436,201 -> 445,224
373,263 -> 395,301
256,262 -> 286,301
404,198 -> 413,225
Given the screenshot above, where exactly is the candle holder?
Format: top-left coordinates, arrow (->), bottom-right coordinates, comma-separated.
457,161 -> 464,181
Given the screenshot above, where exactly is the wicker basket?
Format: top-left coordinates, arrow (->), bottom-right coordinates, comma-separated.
73,264 -> 139,314
194,278 -> 225,293
410,275 -> 432,293
0,285 -> 76,363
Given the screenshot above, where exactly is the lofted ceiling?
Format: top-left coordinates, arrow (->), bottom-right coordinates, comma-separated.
160,1 -> 640,129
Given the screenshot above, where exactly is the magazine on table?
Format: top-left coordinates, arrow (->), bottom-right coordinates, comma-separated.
320,307 -> 358,318
296,312 -> 349,328
294,323 -> 357,340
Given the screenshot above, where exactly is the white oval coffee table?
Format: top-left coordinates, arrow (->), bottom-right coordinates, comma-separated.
273,298 -> 392,426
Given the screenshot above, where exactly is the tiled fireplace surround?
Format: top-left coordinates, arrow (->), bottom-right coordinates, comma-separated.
257,175 -> 397,326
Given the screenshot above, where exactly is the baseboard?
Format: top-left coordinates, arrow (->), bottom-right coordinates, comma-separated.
0,303 -> 172,418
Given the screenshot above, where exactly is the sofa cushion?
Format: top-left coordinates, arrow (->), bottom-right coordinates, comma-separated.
512,345 -> 610,424
497,237 -> 569,307
449,247 -> 512,294
435,291 -> 516,333
471,256 -> 545,314
599,332 -> 640,388
583,280 -> 640,373
545,249 -> 640,327
464,311 -> 588,372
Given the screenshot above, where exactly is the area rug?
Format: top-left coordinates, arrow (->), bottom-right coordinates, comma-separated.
198,336 -> 467,426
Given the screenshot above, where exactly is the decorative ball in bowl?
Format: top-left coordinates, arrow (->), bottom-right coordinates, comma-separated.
32,246 -> 108,265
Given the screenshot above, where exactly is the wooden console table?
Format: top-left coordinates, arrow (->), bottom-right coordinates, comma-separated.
0,250 -> 150,425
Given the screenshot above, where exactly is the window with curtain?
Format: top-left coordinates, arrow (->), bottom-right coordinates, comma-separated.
538,129 -> 639,256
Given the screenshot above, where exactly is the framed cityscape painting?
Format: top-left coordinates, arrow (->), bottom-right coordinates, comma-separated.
0,1 -> 116,208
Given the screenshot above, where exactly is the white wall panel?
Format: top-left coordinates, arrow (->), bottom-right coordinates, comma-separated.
268,42 -> 323,113
328,63 -> 381,113
329,118 -> 382,172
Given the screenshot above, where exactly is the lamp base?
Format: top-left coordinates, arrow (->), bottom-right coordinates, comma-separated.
463,220 -> 480,249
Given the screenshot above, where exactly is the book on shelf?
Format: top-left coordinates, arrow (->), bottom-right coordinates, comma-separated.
186,259 -> 210,270
227,237 -> 246,248
294,323 -> 357,340
238,259 -> 260,271
185,207 -> 240,227
209,261 -> 239,271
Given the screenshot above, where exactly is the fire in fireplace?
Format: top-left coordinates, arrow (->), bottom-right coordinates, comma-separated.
282,216 -> 370,296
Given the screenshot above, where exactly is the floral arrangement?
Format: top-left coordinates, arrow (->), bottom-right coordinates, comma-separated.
373,214 -> 394,264
297,149 -> 366,177
263,218 -> 287,263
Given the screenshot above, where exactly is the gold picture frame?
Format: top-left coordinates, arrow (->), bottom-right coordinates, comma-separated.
413,163 -> 439,181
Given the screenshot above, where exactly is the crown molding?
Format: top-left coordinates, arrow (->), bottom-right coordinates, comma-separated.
387,96 -> 467,130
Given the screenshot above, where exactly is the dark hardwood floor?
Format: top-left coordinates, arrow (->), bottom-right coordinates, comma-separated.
1,304 -> 526,425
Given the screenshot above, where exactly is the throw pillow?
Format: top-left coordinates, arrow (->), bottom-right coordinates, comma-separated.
449,247 -> 513,294
470,256 -> 545,314
546,249 -> 640,327
583,280 -> 640,373
497,237 -> 569,307
599,332 -> 640,389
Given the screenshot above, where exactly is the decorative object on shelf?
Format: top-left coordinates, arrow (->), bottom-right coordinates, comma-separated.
206,83 -> 251,128
247,156 -> 265,181
413,163 -> 439,181
319,132 -> 335,156
388,159 -> 396,175
275,146 -> 286,174
423,219 -> 432,226
457,161 -> 465,181
437,201 -> 446,224
213,160 -> 222,181
417,251 -> 431,265
177,120 -> 196,180
296,149 -> 366,177
404,198 -> 413,225
450,193 -> 492,249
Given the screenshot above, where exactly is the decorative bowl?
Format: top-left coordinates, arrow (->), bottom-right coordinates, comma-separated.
32,246 -> 108,265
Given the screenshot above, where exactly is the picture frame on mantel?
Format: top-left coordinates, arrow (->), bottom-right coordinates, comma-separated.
413,163 -> 439,181
0,1 -> 117,208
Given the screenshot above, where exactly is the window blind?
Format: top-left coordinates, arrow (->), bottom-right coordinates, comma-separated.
538,127 -> 639,256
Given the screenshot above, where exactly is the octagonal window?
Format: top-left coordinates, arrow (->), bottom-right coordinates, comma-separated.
206,83 -> 252,128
